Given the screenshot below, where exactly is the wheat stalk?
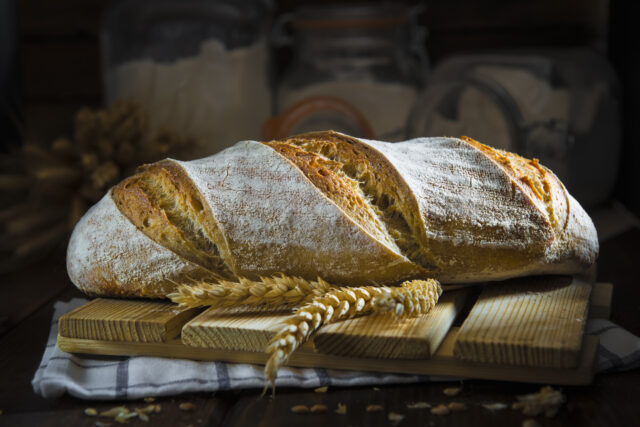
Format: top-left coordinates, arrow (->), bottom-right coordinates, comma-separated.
263,279 -> 442,394
167,275 -> 335,309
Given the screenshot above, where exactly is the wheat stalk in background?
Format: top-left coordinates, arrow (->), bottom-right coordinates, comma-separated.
167,275 -> 335,309
263,279 -> 442,393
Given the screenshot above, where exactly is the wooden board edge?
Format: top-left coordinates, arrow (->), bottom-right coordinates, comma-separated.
589,282 -> 613,320
56,333 -> 598,386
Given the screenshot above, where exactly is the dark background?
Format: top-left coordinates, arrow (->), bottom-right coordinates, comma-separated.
2,0 -> 639,215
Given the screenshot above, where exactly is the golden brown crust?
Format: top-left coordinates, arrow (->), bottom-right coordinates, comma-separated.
112,160 -> 232,278
68,132 -> 598,298
461,136 -> 567,233
264,141 -> 398,251
277,131 -> 436,270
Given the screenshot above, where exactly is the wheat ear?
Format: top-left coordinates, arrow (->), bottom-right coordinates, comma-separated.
167,275 -> 335,309
263,279 -> 442,394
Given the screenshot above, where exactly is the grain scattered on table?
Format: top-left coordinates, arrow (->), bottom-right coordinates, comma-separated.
482,402 -> 508,411
291,405 -> 310,414
335,403 -> 347,414
366,404 -> 384,412
179,402 -> 196,411
431,404 -> 450,416
443,387 -> 462,396
406,402 -> 431,409
448,402 -> 467,412
310,404 -> 328,413
388,412 -> 405,425
522,419 -> 541,427
512,386 -> 565,417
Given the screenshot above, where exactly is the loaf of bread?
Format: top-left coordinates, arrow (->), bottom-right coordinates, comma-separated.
67,131 -> 598,298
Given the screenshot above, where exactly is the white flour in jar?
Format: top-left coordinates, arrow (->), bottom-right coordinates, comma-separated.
105,39 -> 271,156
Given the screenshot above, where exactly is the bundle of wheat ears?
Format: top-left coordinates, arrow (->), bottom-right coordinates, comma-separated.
0,100 -> 199,273
168,275 -> 442,394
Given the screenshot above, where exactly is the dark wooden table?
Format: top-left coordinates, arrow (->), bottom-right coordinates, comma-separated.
1,228 -> 639,427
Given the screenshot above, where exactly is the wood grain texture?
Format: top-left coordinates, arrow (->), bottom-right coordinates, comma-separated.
453,275 -> 592,368
58,298 -> 201,343
56,329 -> 599,386
182,307 -> 290,352
313,290 -> 468,359
181,290 -> 467,359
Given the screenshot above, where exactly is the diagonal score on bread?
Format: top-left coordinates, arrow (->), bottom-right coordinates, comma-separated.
67,131 -> 598,298
266,132 -> 438,272
173,140 -> 422,285
112,160 -> 233,279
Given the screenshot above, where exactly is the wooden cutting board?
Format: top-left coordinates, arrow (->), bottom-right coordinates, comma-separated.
58,276 -> 612,385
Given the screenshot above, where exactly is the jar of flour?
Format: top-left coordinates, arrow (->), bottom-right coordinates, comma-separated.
102,0 -> 272,157
265,3 -> 428,141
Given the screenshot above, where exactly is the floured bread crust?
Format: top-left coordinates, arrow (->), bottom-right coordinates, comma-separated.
174,141 -> 422,284
66,193 -> 217,298
67,131 -> 598,297
359,134 -> 597,281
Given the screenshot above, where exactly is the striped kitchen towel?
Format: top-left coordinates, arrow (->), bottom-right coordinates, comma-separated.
32,298 -> 640,400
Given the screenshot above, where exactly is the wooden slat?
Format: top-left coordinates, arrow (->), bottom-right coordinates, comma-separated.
313,290 -> 468,359
182,307 -> 290,352
56,275 -> 611,385
181,290 -> 468,359
58,298 -> 201,343
57,329 -> 599,386
453,276 -> 592,368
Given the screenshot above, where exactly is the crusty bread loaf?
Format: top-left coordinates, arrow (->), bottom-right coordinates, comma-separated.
67,131 -> 598,297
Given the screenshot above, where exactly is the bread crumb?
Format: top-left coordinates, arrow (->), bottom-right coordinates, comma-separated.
179,402 -> 196,411
136,405 -> 156,415
314,386 -> 328,393
373,387 -> 380,391
100,406 -> 128,417
291,405 -> 309,414
513,386 -> 565,418
388,412 -> 405,425
115,411 -> 137,423
443,387 -> 461,397
310,404 -> 328,413
431,404 -> 450,416
447,402 -> 467,412
522,419 -> 541,427
335,403 -> 347,414
406,402 -> 431,409
84,408 -> 98,416
143,397 -> 155,403
366,404 -> 384,412
482,402 -> 508,411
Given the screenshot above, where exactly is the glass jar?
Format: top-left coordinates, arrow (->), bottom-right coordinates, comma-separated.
101,0 -> 272,156
266,3 -> 428,141
409,50 -> 621,207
